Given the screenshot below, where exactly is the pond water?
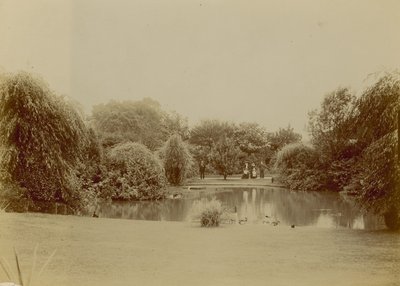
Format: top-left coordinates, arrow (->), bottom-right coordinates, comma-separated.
97,187 -> 385,230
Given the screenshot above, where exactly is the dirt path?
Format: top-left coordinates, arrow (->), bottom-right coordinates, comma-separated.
0,213 -> 399,286
167,176 -> 285,198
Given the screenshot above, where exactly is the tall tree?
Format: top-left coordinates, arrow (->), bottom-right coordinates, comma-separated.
189,119 -> 236,149
159,134 -> 193,185
0,72 -> 95,210
234,122 -> 269,156
208,136 -> 243,180
91,98 -> 187,150
308,87 -> 356,160
268,125 -> 302,152
352,74 -> 399,149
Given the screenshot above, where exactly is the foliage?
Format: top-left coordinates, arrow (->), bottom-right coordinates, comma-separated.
189,119 -> 236,149
274,143 -> 326,191
276,73 -> 400,229
189,120 -> 239,177
267,125 -> 302,152
234,122 -> 269,155
190,198 -> 224,227
308,87 -> 356,160
162,111 -> 190,141
159,134 -> 194,185
0,72 -> 95,211
101,142 -> 167,200
352,74 -> 399,149
352,132 -> 399,214
208,136 -> 243,179
91,98 -> 188,151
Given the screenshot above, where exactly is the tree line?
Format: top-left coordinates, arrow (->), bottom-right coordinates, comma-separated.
2,71 -> 396,229
274,73 -> 399,230
0,71 -> 300,213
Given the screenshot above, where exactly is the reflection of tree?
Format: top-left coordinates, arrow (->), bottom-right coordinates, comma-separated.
97,187 -> 383,230
213,188 -> 381,229
98,199 -> 195,221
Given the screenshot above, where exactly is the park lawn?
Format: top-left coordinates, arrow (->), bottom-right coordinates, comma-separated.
0,212 -> 399,286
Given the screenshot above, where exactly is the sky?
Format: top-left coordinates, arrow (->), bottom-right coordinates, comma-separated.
1,0 -> 400,138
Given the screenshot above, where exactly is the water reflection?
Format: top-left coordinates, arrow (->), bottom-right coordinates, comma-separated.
96,187 -> 384,230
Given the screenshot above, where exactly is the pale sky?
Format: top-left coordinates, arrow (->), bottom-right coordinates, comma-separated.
1,0 -> 400,138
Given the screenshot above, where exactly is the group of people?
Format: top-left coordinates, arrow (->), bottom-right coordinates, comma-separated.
198,159 -> 266,180
242,161 -> 265,179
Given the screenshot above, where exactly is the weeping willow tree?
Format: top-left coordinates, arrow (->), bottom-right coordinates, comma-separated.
0,72 -> 93,211
159,134 -> 193,185
350,74 -> 400,230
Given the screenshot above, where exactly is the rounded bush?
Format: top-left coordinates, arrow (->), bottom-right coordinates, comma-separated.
104,142 -> 166,200
274,143 -> 326,191
190,198 -> 223,227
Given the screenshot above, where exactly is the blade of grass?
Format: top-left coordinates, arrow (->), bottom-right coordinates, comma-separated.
1,256 -> 18,283
25,244 -> 38,286
38,249 -> 56,277
0,257 -> 14,281
14,247 -> 24,286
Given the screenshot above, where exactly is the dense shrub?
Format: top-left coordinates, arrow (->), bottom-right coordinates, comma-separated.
0,72 -> 95,211
101,142 -> 167,200
352,132 -> 399,214
190,198 -> 224,227
158,134 -> 194,185
274,143 -> 326,191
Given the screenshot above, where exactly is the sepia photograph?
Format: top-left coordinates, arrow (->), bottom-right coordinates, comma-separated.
0,0 -> 399,285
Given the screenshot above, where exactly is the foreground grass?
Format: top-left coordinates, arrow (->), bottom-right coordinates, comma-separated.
0,213 -> 399,286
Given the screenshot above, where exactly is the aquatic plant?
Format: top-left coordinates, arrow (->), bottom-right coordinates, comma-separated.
190,198 -> 224,227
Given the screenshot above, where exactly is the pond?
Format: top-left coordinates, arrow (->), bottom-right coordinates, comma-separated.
97,187 -> 385,230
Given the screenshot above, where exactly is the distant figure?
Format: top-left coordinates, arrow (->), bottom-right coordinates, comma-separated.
242,162 -> 250,179
92,211 -> 99,218
259,161 -> 265,178
250,163 -> 257,179
199,160 -> 206,179
233,206 -> 239,224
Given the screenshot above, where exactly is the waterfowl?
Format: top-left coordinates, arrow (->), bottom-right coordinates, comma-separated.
291,224 -> 295,228
239,217 -> 248,224
173,193 -> 182,199
272,220 -> 280,226
263,215 -> 271,224
263,215 -> 280,226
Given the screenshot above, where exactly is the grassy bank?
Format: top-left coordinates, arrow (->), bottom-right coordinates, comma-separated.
0,213 -> 399,286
